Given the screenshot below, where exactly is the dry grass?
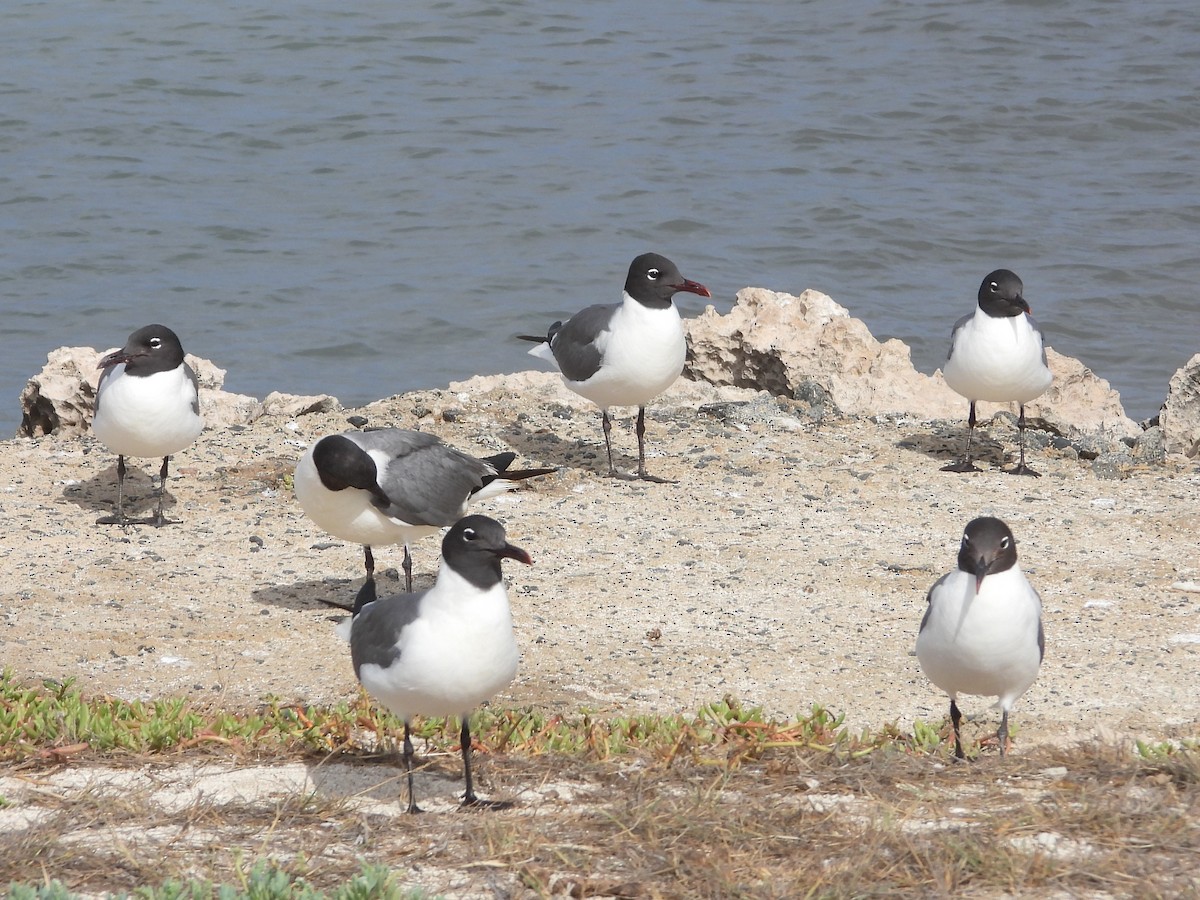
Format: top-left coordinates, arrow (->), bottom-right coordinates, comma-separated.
477,744 -> 1200,898
2,680 -> 1198,898
4,741 -> 1199,897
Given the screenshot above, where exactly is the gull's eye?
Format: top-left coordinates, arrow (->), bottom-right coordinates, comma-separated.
462,527 -> 477,541
149,337 -> 163,349
988,282 -> 999,292
1000,536 -> 1012,549
647,268 -> 660,280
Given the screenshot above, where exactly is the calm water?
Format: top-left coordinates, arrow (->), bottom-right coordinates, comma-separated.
2,0 -> 1198,436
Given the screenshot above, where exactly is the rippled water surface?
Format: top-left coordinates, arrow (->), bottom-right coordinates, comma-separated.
3,0 -> 1198,434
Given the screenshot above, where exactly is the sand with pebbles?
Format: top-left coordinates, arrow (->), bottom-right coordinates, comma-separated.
2,369 -> 1198,748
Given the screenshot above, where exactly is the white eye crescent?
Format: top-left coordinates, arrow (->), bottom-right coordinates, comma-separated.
462,528 -> 477,541
150,337 -> 163,349
647,268 -> 660,280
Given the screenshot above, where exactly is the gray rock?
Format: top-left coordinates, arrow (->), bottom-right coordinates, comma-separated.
1071,433 -> 1123,461
697,395 -> 807,428
1160,352 -> 1200,458
791,379 -> 839,421
1091,451 -> 1134,480
255,391 -> 340,420
1131,426 -> 1165,464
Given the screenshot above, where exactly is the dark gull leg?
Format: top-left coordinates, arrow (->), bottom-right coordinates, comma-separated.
402,543 -> 413,593
402,721 -> 422,814
634,406 -> 675,484
601,410 -> 622,478
941,401 -> 983,473
97,455 -> 131,526
147,456 -> 172,527
1008,404 -> 1041,477
459,715 -> 512,810
950,698 -> 966,760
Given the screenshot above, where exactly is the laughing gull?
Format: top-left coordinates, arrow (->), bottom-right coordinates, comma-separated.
294,428 -> 552,591
916,517 -> 1044,759
941,269 -> 1053,476
519,252 -> 711,482
91,324 -> 204,527
350,515 -> 531,812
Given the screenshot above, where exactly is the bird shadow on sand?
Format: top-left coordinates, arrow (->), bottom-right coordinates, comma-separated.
251,576 -> 361,614
251,568 -> 435,614
62,464 -> 181,522
897,422 -> 1012,470
302,750 -> 468,811
495,415 -> 641,477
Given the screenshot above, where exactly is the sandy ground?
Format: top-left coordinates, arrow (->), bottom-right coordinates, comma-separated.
2,370 -> 1198,749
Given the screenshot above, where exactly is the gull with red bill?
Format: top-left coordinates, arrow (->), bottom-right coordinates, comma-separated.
520,252 -> 711,482
348,515 -> 532,813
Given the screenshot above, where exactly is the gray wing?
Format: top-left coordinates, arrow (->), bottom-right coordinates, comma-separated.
1032,583 -> 1045,663
353,429 -> 492,526
94,365 -> 115,417
945,312 -> 973,362
350,589 -> 425,680
919,572 -> 953,634
550,303 -> 618,382
184,361 -> 200,415
1027,314 -> 1049,367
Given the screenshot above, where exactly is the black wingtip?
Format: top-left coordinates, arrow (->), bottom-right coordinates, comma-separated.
480,452 -> 518,474
479,453 -> 556,486
350,577 -> 378,618
516,320 -> 562,344
502,467 -> 557,482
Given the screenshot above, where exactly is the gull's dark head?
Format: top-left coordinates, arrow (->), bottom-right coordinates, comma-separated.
442,515 -> 532,589
956,516 -> 1018,592
977,269 -> 1030,317
624,252 -> 711,308
99,324 -> 187,376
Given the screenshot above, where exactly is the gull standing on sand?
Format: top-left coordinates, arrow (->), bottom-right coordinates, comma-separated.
92,324 -> 204,527
916,516 -> 1044,759
349,515 -> 531,813
941,269 -> 1052,476
294,428 -> 552,591
519,252 -> 711,482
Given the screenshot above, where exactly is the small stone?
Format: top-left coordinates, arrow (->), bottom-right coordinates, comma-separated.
1131,426 -> 1165,463
1091,452 -> 1133,481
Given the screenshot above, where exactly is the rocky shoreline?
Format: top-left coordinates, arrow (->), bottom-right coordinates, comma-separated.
3,289 -> 1198,750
